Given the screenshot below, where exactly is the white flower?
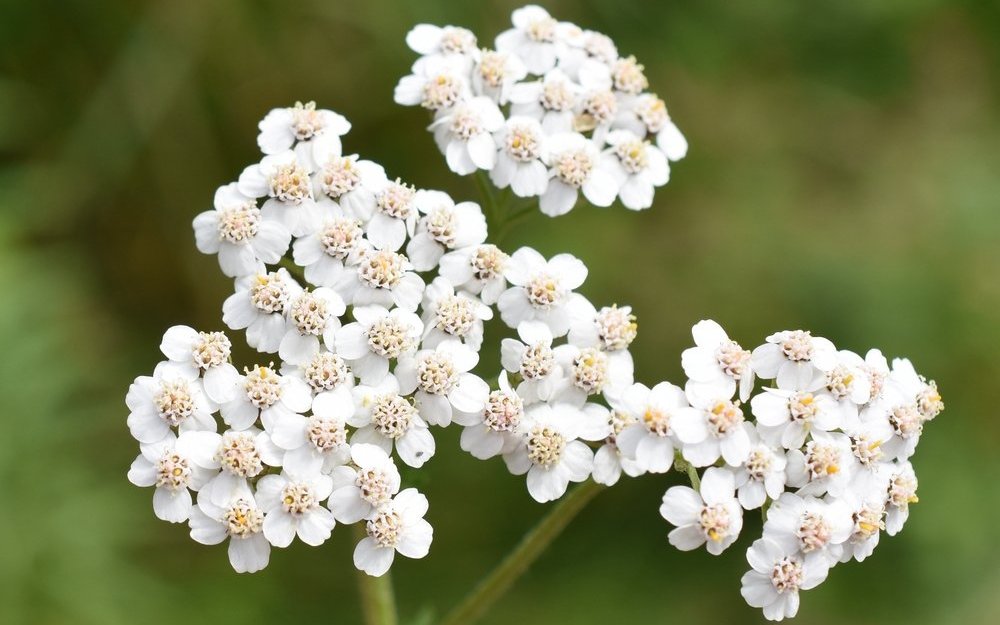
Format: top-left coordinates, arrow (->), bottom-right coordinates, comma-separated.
257,101 -> 351,169
282,349 -> 355,409
784,431 -> 854,497
681,319 -> 754,403
396,340 -> 490,426
159,325 -> 242,404
328,443 -> 401,524
127,431 -> 213,522
454,372 -> 525,460
405,23 -> 478,60
193,183 -> 291,278
733,424 -> 787,510
591,404 -> 644,486
256,470 -> 336,547
615,382 -> 696,474
495,5 -> 565,75
660,467 -> 743,555
821,349 -> 873,425
222,268 -> 303,353
837,489 -> 886,563
187,428 -> 281,511
188,486 -> 270,573
509,69 -> 580,134
350,375 -> 435,468
884,461 -> 918,535
421,277 -> 493,350
741,537 -> 829,621
750,387 -> 841,449
353,488 -> 433,577
220,364 -> 312,431
406,190 -> 487,271
471,49 -> 528,104
613,93 -> 688,161
862,348 -> 891,403
311,152 -> 388,219
539,132 -> 619,216
490,117 -> 549,197
891,357 -> 943,422
751,330 -> 838,391
568,303 -> 638,354
841,415 -> 894,495
395,55 -> 470,112
335,305 -> 424,385
126,362 -> 217,444
237,150 -> 320,237
604,130 -> 670,210
438,243 -> 509,305
552,342 -> 633,406
268,391 -> 352,476
763,493 -> 852,566
292,204 -> 369,294
498,247 -> 589,337
278,287 -> 346,366
501,320 -> 561,402
343,248 -> 425,312
431,97 -> 505,175
502,402 -> 603,503
675,389 -> 752,468
362,178 -> 418,251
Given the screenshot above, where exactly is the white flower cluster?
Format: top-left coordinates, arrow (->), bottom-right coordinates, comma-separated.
651,320 -> 943,620
395,4 -> 687,215
126,100 -> 648,574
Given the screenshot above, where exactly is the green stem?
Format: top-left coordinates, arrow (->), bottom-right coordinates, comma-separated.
277,255 -> 307,283
439,480 -> 605,625
353,523 -> 399,625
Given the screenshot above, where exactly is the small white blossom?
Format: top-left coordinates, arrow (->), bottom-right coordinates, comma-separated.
498,247 -> 589,337
420,277 -> 493,350
395,340 -> 490,426
539,132 -> 619,216
751,330 -> 838,391
438,243 -> 509,305
406,190 -> 487,271
328,444 -> 402,524
353,488 -> 433,577
126,362 -> 217,444
159,326 -> 241,404
188,485 -> 270,573
431,97 -> 505,175
604,130 -> 670,210
128,431 -> 213,523
222,268 -> 303,354
660,467 -> 743,555
741,538 -> 829,621
682,319 -> 754,403
237,150 -> 319,237
256,470 -> 336,547
335,305 -> 424,385
350,374 -> 436,468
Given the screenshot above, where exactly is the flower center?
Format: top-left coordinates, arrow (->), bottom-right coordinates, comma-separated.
417,352 -> 458,395
576,90 -> 618,132
193,331 -> 231,369
796,512 -> 832,552
483,390 -> 524,432
707,400 -> 744,436
635,95 -> 669,133
422,73 -> 462,111
825,365 -> 855,400
916,383 -> 943,420
290,292 -> 330,336
584,32 -> 617,63
505,124 -> 542,162
218,432 -> 264,478
218,203 -> 261,244
745,447 -> 773,481
527,17 -> 557,42
249,272 -> 290,314
888,471 -> 919,508
268,162 -> 311,204
224,499 -> 264,538
371,394 -> 416,439
470,244 -> 507,281
770,557 -> 804,593
803,441 -> 840,480
525,273 -> 562,309
554,149 -> 593,187
367,510 -> 403,548
290,101 -> 325,140
320,217 -> 364,259
540,80 -> 575,112
478,50 -> 509,89
715,340 -> 750,379
366,317 -> 414,359
425,205 -> 457,246
699,504 -> 731,542
155,451 -> 192,490
612,55 -> 648,94
788,392 -> 819,423
571,347 -> 608,395
376,180 -> 416,220
780,330 -> 814,362
595,305 -> 638,351
307,415 -> 346,451
643,407 -> 672,437
527,426 -> 566,468
281,482 -> 317,516
520,343 -> 555,379
356,469 -> 392,506
440,26 -> 477,53
866,366 -> 886,400
851,505 -> 884,542
153,380 -> 195,426
434,295 -> 476,336
889,403 -> 922,438
449,105 -> 484,140
243,365 -> 282,408
851,434 -> 883,466
614,138 -> 649,174
304,352 -> 351,392
320,156 -> 361,199
358,250 -> 407,290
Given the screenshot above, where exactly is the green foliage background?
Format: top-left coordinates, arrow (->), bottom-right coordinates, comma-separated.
1,1 -> 998,623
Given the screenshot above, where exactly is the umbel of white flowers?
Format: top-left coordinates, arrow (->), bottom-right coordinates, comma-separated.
125,5 -> 943,622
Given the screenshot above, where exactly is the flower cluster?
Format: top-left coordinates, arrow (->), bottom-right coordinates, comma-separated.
395,4 -> 687,215
651,321 -> 943,620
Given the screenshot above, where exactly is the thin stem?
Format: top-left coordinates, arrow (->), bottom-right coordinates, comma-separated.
439,480 -> 605,625
353,523 -> 399,625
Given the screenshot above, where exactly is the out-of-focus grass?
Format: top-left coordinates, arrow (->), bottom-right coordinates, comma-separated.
0,1 -> 998,624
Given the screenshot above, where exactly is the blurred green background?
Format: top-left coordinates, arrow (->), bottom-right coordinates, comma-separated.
2,0 -> 998,623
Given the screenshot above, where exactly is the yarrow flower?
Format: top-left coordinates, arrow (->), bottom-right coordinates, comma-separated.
124,9 -> 942,621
